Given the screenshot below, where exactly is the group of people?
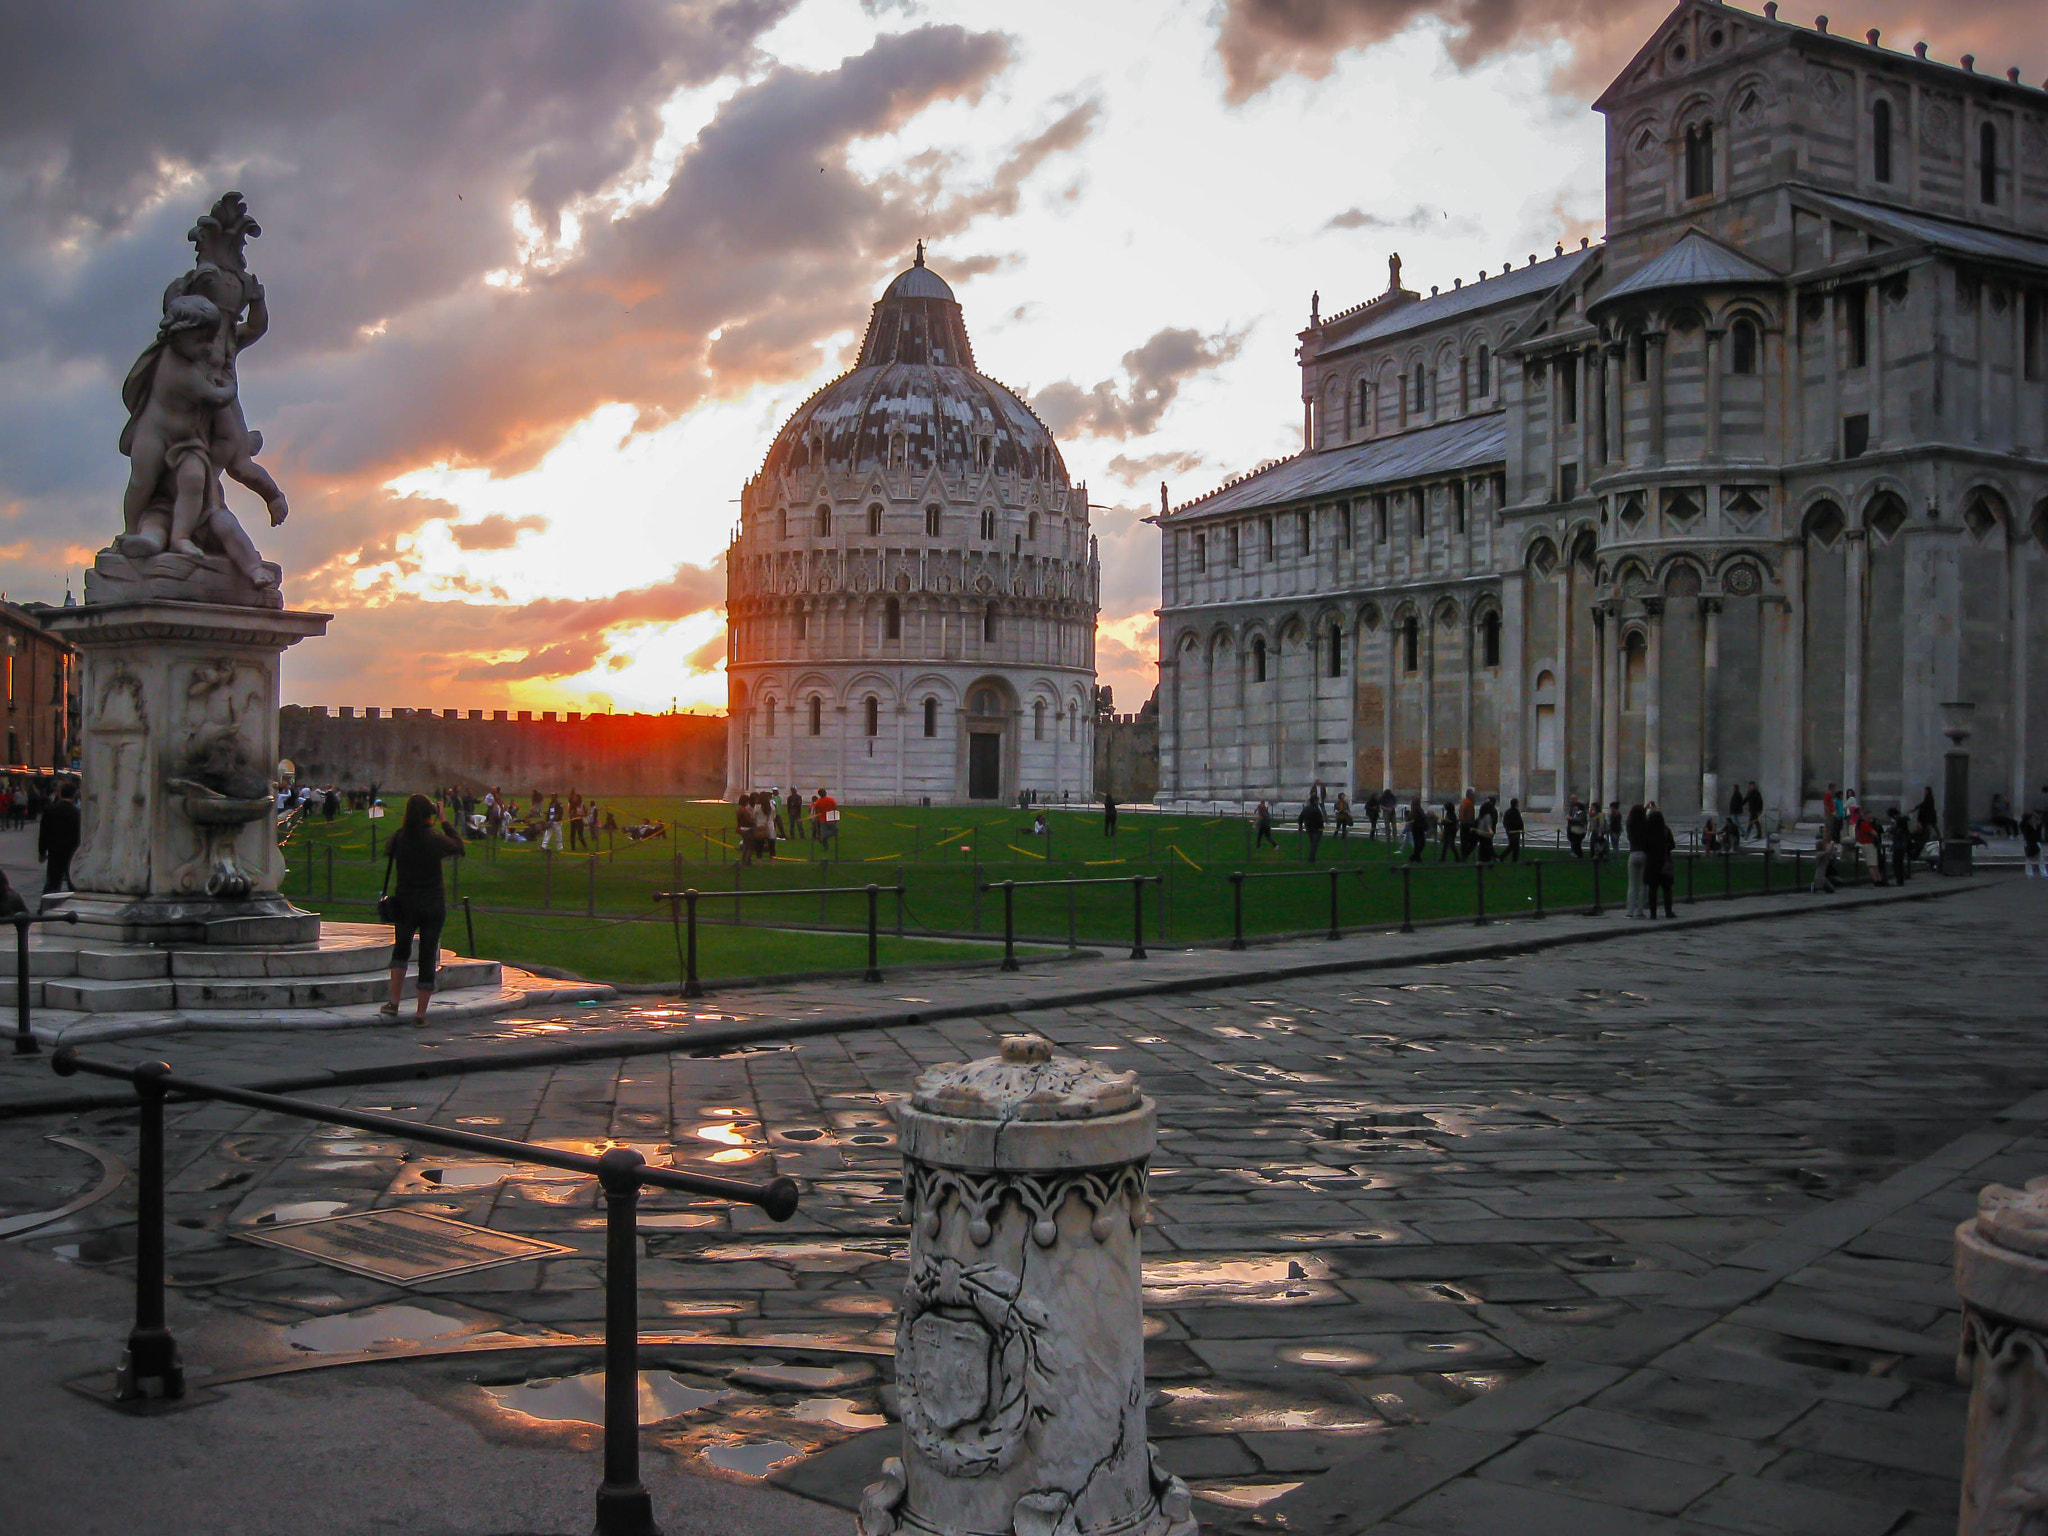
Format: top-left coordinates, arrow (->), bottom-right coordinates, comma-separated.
470,787 -> 639,850
1,774 -> 75,831
736,787 -> 838,864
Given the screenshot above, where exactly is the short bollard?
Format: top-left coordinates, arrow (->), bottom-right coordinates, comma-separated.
121,1061 -> 183,1403
1954,1179 -> 2048,1534
595,1148 -> 657,1536
462,896 -> 477,959
1227,872 -> 1246,951
861,1035 -> 1195,1536
13,911 -> 79,1057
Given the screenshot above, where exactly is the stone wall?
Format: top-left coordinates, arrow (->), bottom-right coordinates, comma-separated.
1095,710 -> 1158,802
278,706 -> 726,797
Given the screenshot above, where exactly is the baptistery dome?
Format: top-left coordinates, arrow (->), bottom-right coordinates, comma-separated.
725,250 -> 1100,806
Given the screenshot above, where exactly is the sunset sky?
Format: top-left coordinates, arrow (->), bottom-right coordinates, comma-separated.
2,0 -> 2032,716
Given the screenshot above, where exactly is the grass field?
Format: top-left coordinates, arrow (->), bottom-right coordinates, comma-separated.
280,797 -> 1837,985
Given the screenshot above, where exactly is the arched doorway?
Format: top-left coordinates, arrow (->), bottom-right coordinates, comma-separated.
962,678 -> 1016,801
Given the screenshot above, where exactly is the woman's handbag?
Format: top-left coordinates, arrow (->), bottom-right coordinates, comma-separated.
375,849 -> 398,924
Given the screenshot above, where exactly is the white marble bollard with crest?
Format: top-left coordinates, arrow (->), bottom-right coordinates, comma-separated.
859,1033 -> 1194,1536
1955,1176 -> 2048,1533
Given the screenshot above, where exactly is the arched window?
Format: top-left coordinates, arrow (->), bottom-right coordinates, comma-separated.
923,697 -> 938,737
1729,318 -> 1759,375
983,603 -> 997,643
1326,627 -> 1345,678
764,697 -> 777,737
1475,343 -> 1491,397
1685,122 -> 1715,198
1872,99 -> 1893,183
1981,122 -> 2000,205
926,505 -> 942,537
1033,700 -> 1046,740
1069,706 -> 1077,742
1251,635 -> 1268,683
1411,363 -> 1426,415
795,608 -> 808,641
1356,380 -> 1371,428
808,696 -> 822,736
867,503 -> 883,536
816,503 -> 832,536
864,696 -> 879,737
1401,616 -> 1419,673
777,508 -> 788,538
1481,611 -> 1502,669
1027,511 -> 1038,541
980,509 -> 995,540
884,597 -> 901,640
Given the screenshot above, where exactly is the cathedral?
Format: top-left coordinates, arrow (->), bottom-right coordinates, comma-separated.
1156,0 -> 2048,825
725,251 -> 1100,804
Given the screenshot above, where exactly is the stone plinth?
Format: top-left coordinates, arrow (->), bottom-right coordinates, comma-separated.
46,599 -> 329,946
860,1034 -> 1193,1536
1954,1177 -> 2048,1534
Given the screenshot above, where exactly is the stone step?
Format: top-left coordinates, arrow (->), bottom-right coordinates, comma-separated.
77,948 -> 170,981
170,958 -> 500,1010
43,976 -> 177,1012
168,936 -> 393,978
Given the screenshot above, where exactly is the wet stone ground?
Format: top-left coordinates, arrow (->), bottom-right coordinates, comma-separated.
4,884 -> 2045,1525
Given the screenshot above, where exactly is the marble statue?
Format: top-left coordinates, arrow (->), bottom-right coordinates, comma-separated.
93,192 -> 289,608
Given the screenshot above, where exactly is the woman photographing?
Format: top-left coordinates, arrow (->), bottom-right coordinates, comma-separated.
380,793 -> 463,1023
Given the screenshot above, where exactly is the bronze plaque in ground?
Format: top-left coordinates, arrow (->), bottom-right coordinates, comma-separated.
235,1208 -> 573,1284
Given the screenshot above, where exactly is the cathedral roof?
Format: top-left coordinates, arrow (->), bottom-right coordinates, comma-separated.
1805,193 -> 2048,276
1169,413 -> 1504,521
754,253 -> 1068,489
1319,247 -> 1597,354
1592,229 -> 1778,312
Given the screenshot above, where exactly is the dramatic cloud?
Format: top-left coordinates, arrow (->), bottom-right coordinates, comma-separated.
1105,449 -> 1208,490
1214,0 -> 2043,103
1032,326 -> 1246,441
448,514 -> 550,552
1323,203 -> 1477,235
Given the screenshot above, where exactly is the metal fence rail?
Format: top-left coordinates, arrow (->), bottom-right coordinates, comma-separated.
51,1047 -> 798,1536
654,882 -> 903,997
977,874 -> 1164,967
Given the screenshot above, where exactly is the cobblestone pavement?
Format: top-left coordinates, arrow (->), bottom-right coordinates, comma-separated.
0,880 -> 2040,1532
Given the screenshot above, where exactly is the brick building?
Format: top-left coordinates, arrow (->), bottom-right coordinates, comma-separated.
0,599 -> 75,770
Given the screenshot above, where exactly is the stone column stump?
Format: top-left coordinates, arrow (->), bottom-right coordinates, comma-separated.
860,1033 -> 1194,1536
1955,1177 -> 2048,1532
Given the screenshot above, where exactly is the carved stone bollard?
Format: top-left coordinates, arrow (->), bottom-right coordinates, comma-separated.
860,1034 -> 1194,1536
1954,1177 -> 2048,1533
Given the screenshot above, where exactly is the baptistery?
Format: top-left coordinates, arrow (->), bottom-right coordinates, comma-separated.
725,250 -> 1100,804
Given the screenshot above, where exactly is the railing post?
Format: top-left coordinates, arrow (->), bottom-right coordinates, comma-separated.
1763,845 -> 1772,895
896,879 -> 906,939
117,1061 -> 183,1404
1795,848 -> 1806,891
1591,854 -> 1604,916
1399,864 -> 1414,934
1129,876 -> 1148,961
865,884 -> 883,983
13,916 -> 34,1057
463,897 -> 476,958
1532,860 -> 1546,919
1474,863 -> 1486,926
542,848 -> 552,910
594,1148 -> 657,1536
1327,867 -> 1341,941
1723,850 -> 1733,898
1686,852 -> 1696,904
1228,873 -> 1246,950
326,843 -> 334,898
1067,881 -> 1077,950
683,891 -> 702,1000
999,882 -> 1018,973
588,854 -> 597,917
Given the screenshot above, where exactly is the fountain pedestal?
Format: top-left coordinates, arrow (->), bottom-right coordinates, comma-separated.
1954,1177 -> 2048,1533
45,599 -> 329,946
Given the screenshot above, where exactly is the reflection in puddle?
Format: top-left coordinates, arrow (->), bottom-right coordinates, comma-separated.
1281,1345 -> 1379,1368
416,1164 -> 522,1188
790,1397 -> 888,1431
1155,1383 -> 1380,1431
1142,1257 -> 1332,1305
702,1440 -> 806,1477
486,1371 -> 727,1426
1195,1482 -> 1304,1510
638,1212 -> 722,1231
283,1304 -> 475,1353
695,1123 -> 753,1147
253,1200 -> 348,1224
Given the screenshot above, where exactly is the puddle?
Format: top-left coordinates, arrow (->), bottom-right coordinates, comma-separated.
1154,1383 -> 1379,1431
252,1200 -> 348,1225
485,1370 -> 728,1426
309,1142 -> 402,1157
695,1123 -> 754,1147
701,1440 -> 806,1477
728,1361 -> 876,1391
638,1212 -> 722,1231
282,1305 -> 477,1353
1195,1482 -> 1304,1509
697,1241 -> 902,1269
415,1164 -> 524,1188
1280,1345 -> 1379,1368
1141,1257 -> 1332,1304
48,1228 -> 136,1264
790,1397 -> 888,1431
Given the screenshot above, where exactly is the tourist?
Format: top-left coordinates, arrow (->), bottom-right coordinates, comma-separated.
1727,784 -> 1744,840
1253,799 -> 1275,849
1645,805 -> 1676,918
1565,796 -> 1587,858
1811,825 -> 1838,893
1853,806 -> 1884,884
1890,808 -> 1914,887
1103,791 -> 1119,837
735,796 -> 756,865
1745,782 -> 1764,840
1991,793 -> 2019,838
1915,786 -> 1939,845
0,868 -> 29,921
1365,793 -> 1381,840
814,787 -> 839,853
1822,783 -> 1841,842
788,792 -> 807,839
1406,795 -> 1428,863
37,780 -> 79,899
568,799 -> 587,851
1606,802 -> 1623,853
540,796 -> 564,852
1588,806 -> 1609,862
379,794 -> 463,1024
1475,796 -> 1498,863
1502,797 -> 1524,862
1333,793 -> 1353,838
1438,800 -> 1458,862
1457,789 -> 1478,862
1625,803 -> 1650,918
1031,810 -> 1050,839
2024,812 -> 2045,877
1299,792 -> 1325,864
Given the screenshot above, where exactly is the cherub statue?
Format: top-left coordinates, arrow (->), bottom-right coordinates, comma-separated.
112,191 -> 286,592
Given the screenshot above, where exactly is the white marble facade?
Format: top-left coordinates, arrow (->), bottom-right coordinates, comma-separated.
726,254 -> 1100,805
1157,0 -> 2048,825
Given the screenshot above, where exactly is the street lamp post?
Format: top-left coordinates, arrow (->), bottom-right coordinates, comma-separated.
1941,701 -> 1975,876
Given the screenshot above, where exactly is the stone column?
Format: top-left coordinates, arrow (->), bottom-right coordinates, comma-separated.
862,1034 -> 1195,1536
1381,623 -> 1395,794
1589,607 -> 1607,807
2011,536 -> 2030,817
1648,332 -> 1668,466
1421,611 -> 1437,804
1954,1178 -> 2048,1535
1781,547 -> 1806,817
1700,597 -> 1722,817
49,600 -> 329,946
1575,348 -> 1593,474
1602,605 -> 1623,807
1843,527 -> 1867,795
1605,345 -> 1625,464
1642,597 -> 1663,808
1704,328 -> 1723,460
1459,617 -> 1473,797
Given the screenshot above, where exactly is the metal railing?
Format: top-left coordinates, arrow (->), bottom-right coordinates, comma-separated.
51,1047 -> 797,1536
977,874 -> 1164,968
11,910 -> 77,1055
655,881 -> 903,997
1223,868 -> 1350,950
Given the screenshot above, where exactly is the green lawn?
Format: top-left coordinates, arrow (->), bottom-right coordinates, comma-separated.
281,798 -> 1830,984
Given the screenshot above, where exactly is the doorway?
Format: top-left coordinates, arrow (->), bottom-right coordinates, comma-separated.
968,732 -> 1002,800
